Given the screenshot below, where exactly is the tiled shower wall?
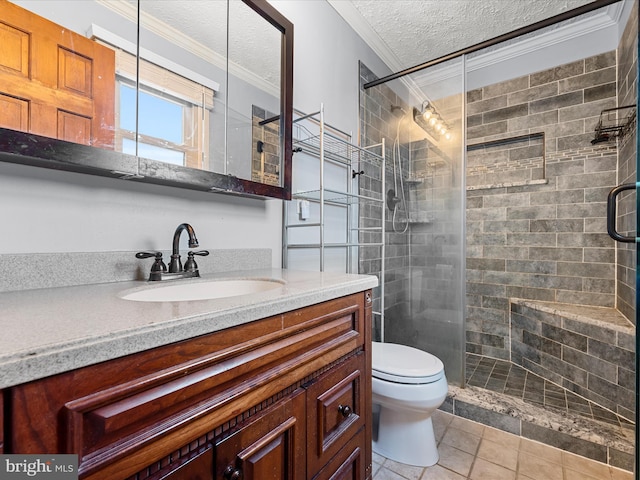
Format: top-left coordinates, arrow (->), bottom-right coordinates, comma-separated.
359,63 -> 460,345
465,49 -> 634,359
360,65 -> 467,383
359,62 -> 411,341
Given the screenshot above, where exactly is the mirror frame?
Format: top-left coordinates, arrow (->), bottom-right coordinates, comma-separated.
0,0 -> 294,200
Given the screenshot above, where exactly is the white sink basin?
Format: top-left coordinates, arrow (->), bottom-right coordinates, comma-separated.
121,278 -> 284,302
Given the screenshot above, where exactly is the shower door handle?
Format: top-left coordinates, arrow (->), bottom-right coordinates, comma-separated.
606,183 -> 637,243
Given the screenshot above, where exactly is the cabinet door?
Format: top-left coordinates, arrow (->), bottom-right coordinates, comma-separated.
312,428 -> 366,480
215,389 -> 306,480
306,353 -> 365,475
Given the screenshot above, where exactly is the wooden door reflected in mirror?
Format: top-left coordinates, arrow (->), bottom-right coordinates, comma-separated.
0,0 -> 115,148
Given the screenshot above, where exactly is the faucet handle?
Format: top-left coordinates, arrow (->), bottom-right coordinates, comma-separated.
136,251 -> 160,258
135,251 -> 167,275
184,250 -> 209,273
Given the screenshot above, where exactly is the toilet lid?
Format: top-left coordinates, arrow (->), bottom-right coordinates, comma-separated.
372,342 -> 444,384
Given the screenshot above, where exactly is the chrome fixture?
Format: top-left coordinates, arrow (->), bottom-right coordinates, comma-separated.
391,104 -> 407,118
136,223 -> 209,281
413,101 -> 451,140
390,108 -> 409,233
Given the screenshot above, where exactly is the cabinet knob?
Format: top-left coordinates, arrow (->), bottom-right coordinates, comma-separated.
338,404 -> 352,418
224,466 -> 242,479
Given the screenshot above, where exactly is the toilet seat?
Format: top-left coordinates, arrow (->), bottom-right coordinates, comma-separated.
372,342 -> 444,384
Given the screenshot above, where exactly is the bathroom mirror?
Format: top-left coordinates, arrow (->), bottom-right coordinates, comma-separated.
0,0 -> 293,199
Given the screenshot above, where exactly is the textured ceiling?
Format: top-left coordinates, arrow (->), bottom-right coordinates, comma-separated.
330,0 -> 597,71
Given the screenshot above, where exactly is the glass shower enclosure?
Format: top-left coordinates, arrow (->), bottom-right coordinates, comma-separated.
359,58 -> 466,386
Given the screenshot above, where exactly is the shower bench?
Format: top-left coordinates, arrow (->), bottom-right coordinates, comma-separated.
509,298 -> 635,422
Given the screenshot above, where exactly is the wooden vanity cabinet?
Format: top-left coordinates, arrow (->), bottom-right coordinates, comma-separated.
5,290 -> 373,480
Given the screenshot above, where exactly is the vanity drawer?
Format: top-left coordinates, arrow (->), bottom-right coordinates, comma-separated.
312,427 -> 366,480
305,353 -> 365,475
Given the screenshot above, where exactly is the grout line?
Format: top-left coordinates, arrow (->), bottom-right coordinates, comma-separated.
464,430 -> 485,480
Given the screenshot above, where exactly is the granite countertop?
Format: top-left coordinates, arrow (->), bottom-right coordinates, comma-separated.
0,268 -> 378,389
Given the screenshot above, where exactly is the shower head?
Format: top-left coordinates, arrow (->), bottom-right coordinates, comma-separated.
391,105 -> 407,118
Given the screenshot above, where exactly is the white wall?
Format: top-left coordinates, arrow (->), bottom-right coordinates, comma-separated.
0,1 -> 390,267
271,0 -> 390,135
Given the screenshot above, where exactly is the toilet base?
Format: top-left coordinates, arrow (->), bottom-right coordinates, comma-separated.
372,405 -> 439,467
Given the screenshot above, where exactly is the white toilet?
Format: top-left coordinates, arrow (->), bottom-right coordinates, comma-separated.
372,341 -> 448,467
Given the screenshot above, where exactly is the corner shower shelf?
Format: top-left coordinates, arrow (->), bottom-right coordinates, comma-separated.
283,103 -> 386,280
592,105 -> 636,144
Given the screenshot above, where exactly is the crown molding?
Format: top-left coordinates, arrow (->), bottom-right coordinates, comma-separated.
327,0 -> 404,73
466,4 -> 626,73
89,24 -> 221,93
95,0 -> 279,98
409,4 -> 628,95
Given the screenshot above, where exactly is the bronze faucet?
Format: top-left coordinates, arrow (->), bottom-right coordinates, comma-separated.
136,223 -> 209,281
169,223 -> 199,273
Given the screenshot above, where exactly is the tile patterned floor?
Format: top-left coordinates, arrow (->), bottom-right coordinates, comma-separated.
372,410 -> 634,480
466,353 -> 631,429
